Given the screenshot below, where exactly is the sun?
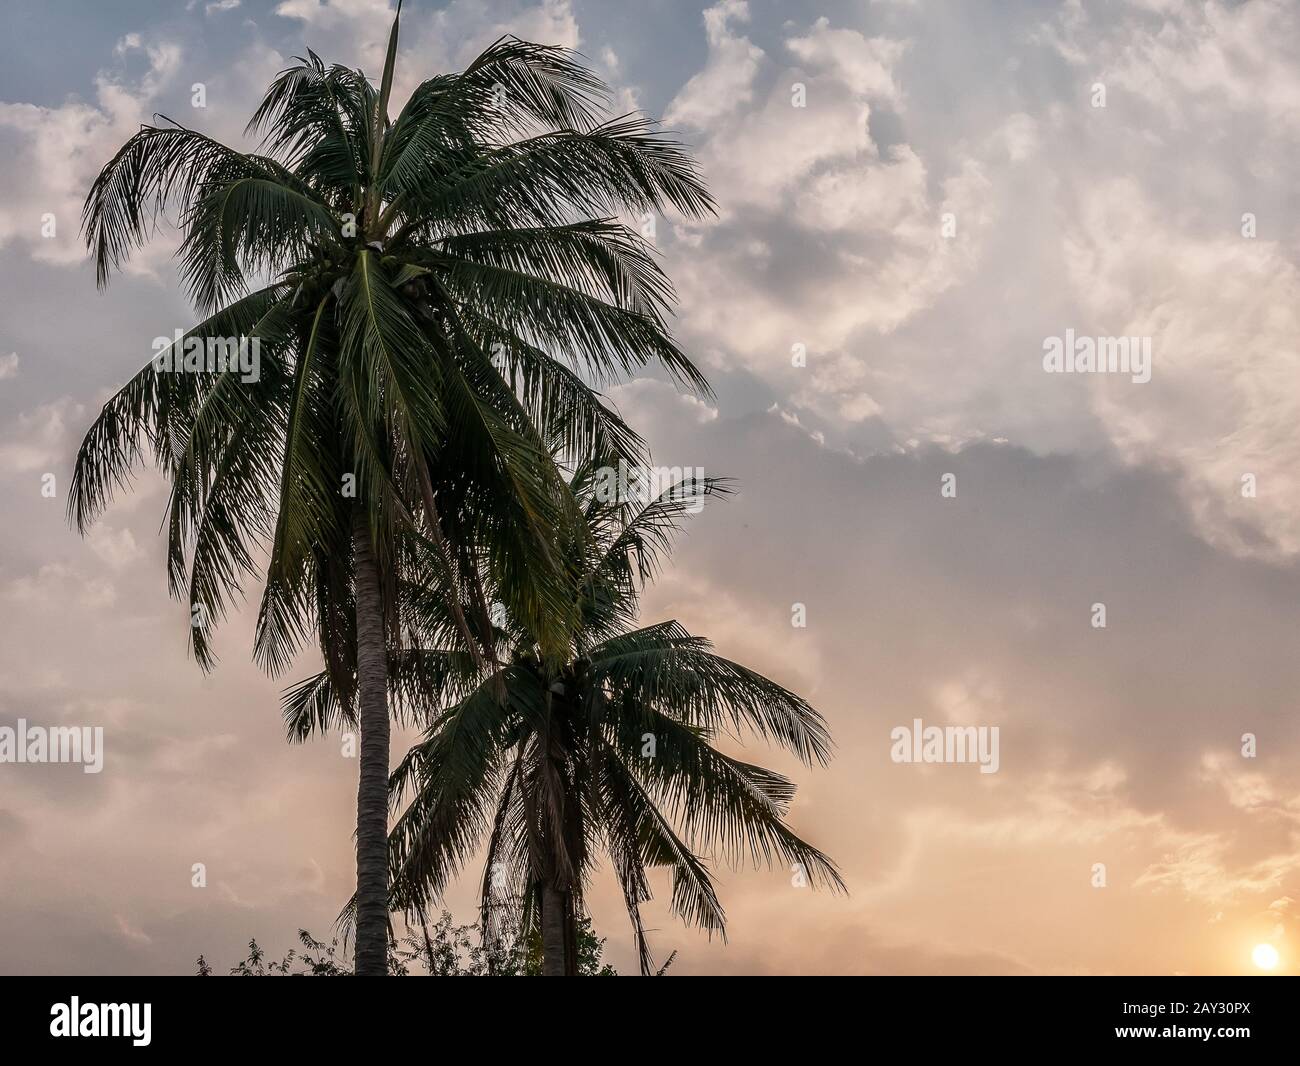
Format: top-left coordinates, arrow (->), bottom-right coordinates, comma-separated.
1251,943 -> 1279,971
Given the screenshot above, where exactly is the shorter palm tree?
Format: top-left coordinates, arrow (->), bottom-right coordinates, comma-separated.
289,463 -> 844,974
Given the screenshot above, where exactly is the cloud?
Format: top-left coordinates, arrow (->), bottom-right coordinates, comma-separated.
1046,0 -> 1300,134
1062,179 -> 1300,560
0,37 -> 181,269
664,1 -> 764,129
273,0 -> 393,29
661,12 -> 1001,432
660,0 -> 1300,562
114,914 -> 153,945
0,397 -> 84,475
85,525 -> 143,572
581,383 -> 1300,972
274,0 -> 580,99
785,17 -> 906,103
4,563 -> 116,610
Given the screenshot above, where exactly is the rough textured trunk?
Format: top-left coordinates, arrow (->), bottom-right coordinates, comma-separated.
541,882 -> 568,976
352,512 -> 391,976
563,893 -> 579,976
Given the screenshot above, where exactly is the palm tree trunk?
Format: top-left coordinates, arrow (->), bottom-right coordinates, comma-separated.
352,510 -> 390,976
563,895 -> 579,976
540,882 -> 568,976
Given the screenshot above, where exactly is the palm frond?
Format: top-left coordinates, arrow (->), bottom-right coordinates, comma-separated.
591,621 -> 834,766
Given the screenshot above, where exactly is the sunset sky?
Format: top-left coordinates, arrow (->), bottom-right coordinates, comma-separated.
2,0 -> 1299,975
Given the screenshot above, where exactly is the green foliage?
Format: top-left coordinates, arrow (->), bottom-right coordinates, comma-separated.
197,913 -> 620,976
73,15 -> 715,678
77,8 -> 716,976
309,468 -> 843,973
504,915 -> 619,977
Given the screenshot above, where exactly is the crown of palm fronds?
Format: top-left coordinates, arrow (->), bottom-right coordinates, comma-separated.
71,2 -> 715,681
308,469 -> 843,974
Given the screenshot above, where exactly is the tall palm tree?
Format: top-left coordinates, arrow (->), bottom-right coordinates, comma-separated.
71,4 -> 713,974
292,465 -> 843,974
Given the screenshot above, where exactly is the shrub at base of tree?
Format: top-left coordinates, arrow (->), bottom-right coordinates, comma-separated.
195,912 -> 637,976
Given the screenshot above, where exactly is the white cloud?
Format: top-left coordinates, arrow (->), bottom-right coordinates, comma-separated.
662,13 -> 1002,429
1050,0 -> 1300,134
275,0 -> 580,106
1062,179 -> 1300,558
86,525 -> 143,572
0,38 -> 181,269
662,8 -> 1012,341
785,18 -> 906,104
4,562 -> 116,610
114,914 -> 153,944
0,397 -> 84,475
663,0 -> 1300,560
273,0 -> 392,29
664,1 -> 764,129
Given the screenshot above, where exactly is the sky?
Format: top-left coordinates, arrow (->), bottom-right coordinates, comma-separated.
1,0 -> 1299,976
